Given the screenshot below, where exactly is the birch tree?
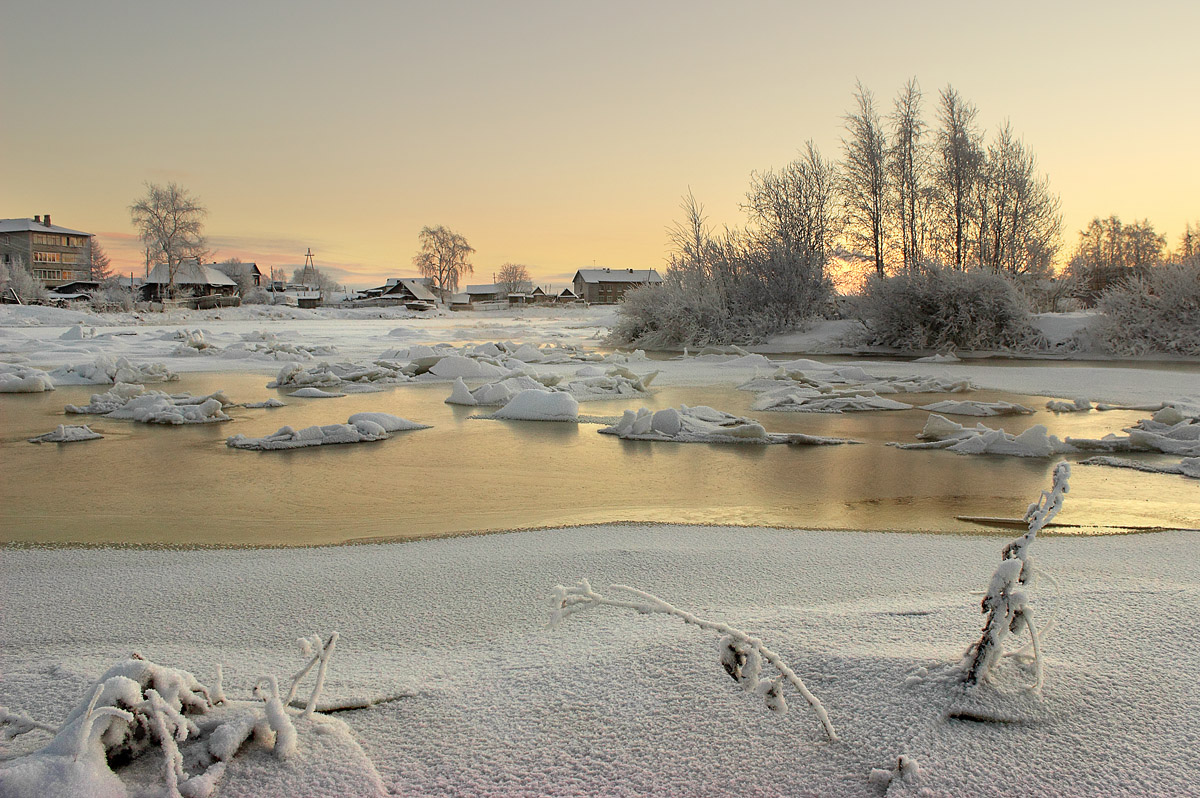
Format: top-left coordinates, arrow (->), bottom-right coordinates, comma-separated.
129,182 -> 208,298
413,225 -> 474,293
841,82 -> 889,277
496,263 -> 533,294
888,79 -> 929,271
933,87 -> 983,270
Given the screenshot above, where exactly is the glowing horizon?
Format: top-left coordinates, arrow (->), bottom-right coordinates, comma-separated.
2,0 -> 1196,290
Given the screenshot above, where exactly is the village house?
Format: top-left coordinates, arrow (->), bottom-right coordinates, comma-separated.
140,261 -> 239,305
210,261 -> 263,289
0,215 -> 92,287
356,277 -> 437,309
571,268 -> 662,304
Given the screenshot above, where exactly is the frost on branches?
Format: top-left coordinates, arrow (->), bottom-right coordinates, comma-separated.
548,579 -> 837,741
961,462 -> 1071,689
0,633 -> 347,798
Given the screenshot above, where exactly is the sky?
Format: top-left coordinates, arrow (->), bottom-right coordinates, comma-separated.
2,0 -> 1197,290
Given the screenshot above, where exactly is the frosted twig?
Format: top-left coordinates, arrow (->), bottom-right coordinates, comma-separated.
549,579 -> 837,741
963,462 -> 1070,687
283,632 -> 338,712
0,706 -> 57,739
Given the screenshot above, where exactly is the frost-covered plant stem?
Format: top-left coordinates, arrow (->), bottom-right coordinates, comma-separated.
963,461 -> 1070,687
550,579 -> 837,741
283,631 -> 339,714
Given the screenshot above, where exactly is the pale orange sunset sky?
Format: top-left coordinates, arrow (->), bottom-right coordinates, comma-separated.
2,0 -> 1197,289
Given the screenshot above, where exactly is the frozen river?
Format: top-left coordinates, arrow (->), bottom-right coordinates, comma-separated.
3,371 -> 1195,546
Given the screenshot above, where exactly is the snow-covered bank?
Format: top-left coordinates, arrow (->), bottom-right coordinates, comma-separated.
2,523 -> 1198,796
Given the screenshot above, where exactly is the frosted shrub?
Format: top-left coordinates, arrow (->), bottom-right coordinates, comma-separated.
1094,259 -> 1200,356
549,579 -> 837,740
857,268 -> 1042,352
962,462 -> 1071,688
0,632 -> 339,798
610,284 -> 731,349
0,261 -> 49,304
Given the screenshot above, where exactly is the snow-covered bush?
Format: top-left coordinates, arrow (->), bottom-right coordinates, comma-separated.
0,260 -> 49,304
857,268 -> 1042,352
549,579 -> 837,741
0,633 -> 342,798
962,462 -> 1070,689
1093,259 -> 1200,356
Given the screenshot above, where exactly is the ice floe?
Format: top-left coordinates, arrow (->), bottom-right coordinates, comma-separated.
600,404 -> 857,445
488,389 -> 580,422
49,355 -> 178,385
890,414 -> 1075,457
65,384 -> 233,424
289,387 -> 346,398
918,400 -> 1035,417
227,412 -> 430,449
27,424 -> 103,444
1079,455 -> 1200,480
268,361 -> 409,393
1066,403 -> 1200,456
753,387 -> 914,413
0,363 -> 55,392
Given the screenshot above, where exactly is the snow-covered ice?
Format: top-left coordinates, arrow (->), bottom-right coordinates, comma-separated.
600,404 -> 856,445
226,413 -> 430,450
27,424 -> 102,444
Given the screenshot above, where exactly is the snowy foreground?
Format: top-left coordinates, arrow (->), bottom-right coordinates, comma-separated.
2,524 -> 1199,797
2,304 -> 1199,796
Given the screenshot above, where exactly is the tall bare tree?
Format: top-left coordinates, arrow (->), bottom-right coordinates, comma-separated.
413,225 -> 474,294
933,87 -> 983,270
975,123 -> 1061,276
841,82 -> 889,277
496,263 -> 533,294
889,78 -> 929,271
129,182 -> 207,298
745,141 -> 838,274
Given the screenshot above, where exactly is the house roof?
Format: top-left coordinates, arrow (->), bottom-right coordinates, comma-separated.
364,277 -> 437,301
530,286 -> 547,296
573,268 -> 662,284
464,283 -> 503,295
210,261 -> 261,276
558,288 -> 578,297
0,218 -> 90,236
144,262 -> 237,286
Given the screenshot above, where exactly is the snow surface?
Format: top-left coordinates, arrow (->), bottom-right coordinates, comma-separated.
2,525 -> 1199,796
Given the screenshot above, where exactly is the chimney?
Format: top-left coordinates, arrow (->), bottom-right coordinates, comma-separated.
33,215 -> 41,224
44,214 -> 51,227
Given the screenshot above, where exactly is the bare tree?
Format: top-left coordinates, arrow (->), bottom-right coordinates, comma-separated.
291,265 -> 341,298
889,78 -> 930,271
1068,215 -> 1166,300
129,182 -> 207,298
86,237 -> 113,281
975,123 -> 1061,277
933,87 -> 984,269
841,81 -> 889,277
745,141 -> 838,274
496,263 -> 533,294
413,225 -> 474,294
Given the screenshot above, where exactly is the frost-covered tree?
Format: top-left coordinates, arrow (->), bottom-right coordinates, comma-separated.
841,82 -> 889,277
413,225 -> 474,293
1067,215 -> 1167,300
888,78 -> 931,272
496,262 -> 533,295
0,257 -> 49,303
129,182 -> 208,299
291,264 -> 340,298
933,87 -> 984,270
974,123 -> 1061,277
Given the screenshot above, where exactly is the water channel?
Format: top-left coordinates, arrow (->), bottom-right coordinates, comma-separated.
1,371 -> 1196,546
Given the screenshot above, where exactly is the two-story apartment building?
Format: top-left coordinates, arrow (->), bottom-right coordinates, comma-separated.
0,215 -> 92,287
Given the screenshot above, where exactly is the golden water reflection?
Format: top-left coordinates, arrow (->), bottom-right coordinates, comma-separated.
1,374 -> 1195,546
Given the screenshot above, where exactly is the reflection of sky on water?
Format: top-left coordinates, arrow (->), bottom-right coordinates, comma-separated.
1,374 -> 1195,546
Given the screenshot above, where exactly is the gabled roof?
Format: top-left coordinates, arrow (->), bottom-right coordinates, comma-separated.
144,262 -> 237,286
558,288 -> 578,297
529,286 -> 547,296
573,268 -> 663,284
464,283 -> 503,295
364,277 -> 437,301
0,218 -> 90,236
210,261 -> 261,276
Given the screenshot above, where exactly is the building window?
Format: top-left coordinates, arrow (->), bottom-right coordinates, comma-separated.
33,268 -> 63,280
33,251 -> 62,263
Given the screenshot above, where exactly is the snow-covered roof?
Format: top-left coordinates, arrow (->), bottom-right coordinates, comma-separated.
465,284 -> 503,295
558,288 -> 578,297
144,262 -> 237,286
574,268 -> 663,284
398,278 -> 436,301
210,261 -> 261,276
0,217 -> 90,236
